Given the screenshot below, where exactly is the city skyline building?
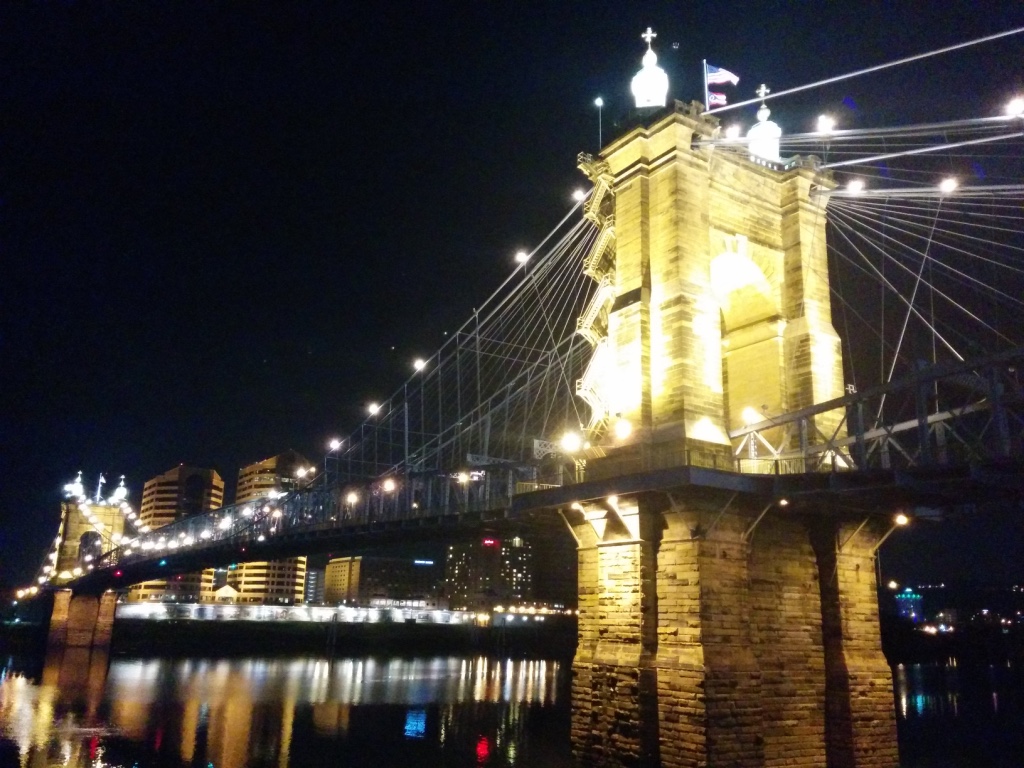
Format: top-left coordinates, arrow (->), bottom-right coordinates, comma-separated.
324,556 -> 442,607
304,567 -> 325,605
445,535 -> 533,611
128,466 -> 224,602
228,450 -> 311,604
896,588 -> 924,623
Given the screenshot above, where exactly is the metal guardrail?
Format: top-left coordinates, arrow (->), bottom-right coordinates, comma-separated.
730,347 -> 1024,472
98,466 -> 537,570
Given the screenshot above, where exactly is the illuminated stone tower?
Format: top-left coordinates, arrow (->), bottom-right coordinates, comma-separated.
568,88 -> 898,765
51,473 -> 136,582
576,99 -> 844,473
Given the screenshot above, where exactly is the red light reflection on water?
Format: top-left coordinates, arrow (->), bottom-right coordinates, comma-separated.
475,734 -> 490,763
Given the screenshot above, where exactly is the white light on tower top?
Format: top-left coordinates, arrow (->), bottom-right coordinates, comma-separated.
63,471 -> 85,500
107,475 -> 128,505
631,27 -> 668,108
747,84 -> 782,162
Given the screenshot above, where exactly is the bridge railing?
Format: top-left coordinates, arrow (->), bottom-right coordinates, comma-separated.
93,348 -> 1024,573
730,347 -> 1024,473
97,464 -> 544,570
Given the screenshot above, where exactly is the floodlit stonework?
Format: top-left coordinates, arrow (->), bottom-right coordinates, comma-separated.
570,102 -> 896,767
577,101 -> 844,475
571,495 -> 898,768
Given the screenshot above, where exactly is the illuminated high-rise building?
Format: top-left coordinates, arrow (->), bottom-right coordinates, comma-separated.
324,556 -> 441,605
445,535 -> 532,610
128,465 -> 224,602
229,450 -> 311,604
304,567 -> 326,604
895,588 -> 924,622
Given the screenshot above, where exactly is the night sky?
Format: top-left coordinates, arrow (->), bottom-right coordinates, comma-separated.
2,3 -> 1023,589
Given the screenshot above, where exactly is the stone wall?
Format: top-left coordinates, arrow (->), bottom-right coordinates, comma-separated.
588,100 -> 845,475
570,494 -> 899,768
812,519 -> 900,768
46,589 -> 118,651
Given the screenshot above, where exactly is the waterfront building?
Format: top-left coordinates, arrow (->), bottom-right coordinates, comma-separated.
199,566 -> 232,602
445,535 -> 533,610
324,556 -> 442,606
229,450 -> 312,604
896,588 -> 924,622
128,466 -> 224,602
304,567 -> 325,604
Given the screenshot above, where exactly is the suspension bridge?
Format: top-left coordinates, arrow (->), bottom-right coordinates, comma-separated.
37,32 -> 1024,768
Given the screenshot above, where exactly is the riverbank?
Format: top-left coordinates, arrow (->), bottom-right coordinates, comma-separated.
110,615 -> 578,657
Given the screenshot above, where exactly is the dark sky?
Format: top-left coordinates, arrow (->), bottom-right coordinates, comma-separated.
2,2 -> 1023,588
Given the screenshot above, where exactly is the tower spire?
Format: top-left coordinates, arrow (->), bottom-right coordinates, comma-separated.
631,27 -> 669,108
748,83 -> 782,162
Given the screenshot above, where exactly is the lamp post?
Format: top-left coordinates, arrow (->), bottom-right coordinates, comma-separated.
594,97 -> 604,148
326,438 -> 342,488
295,466 -> 316,489
560,429 -> 589,483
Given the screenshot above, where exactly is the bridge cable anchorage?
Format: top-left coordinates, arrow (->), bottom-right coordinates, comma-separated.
704,25 -> 1024,115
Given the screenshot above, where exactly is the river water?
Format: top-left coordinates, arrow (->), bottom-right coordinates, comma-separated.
0,650 -> 1021,767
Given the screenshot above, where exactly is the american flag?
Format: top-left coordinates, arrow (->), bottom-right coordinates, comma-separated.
708,91 -> 728,107
706,64 -> 740,86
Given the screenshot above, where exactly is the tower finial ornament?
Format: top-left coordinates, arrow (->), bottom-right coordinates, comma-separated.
631,27 -> 669,108
755,84 -> 772,124
747,83 -> 782,162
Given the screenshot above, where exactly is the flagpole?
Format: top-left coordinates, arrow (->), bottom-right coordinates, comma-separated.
702,59 -> 709,112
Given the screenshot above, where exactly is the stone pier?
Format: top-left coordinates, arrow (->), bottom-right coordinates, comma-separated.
570,491 -> 898,768
46,589 -> 118,651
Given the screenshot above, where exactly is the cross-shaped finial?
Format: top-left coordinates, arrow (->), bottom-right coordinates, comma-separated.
756,83 -> 770,102
641,27 -> 656,47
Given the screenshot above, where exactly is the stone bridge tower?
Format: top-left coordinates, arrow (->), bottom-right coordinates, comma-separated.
576,99 -> 844,475
566,99 -> 898,767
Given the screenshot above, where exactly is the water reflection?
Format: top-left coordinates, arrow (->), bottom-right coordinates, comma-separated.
894,662 -> 962,719
0,648 -> 113,767
0,653 -> 568,768
892,661 -> 1024,720
893,661 -> 1024,767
